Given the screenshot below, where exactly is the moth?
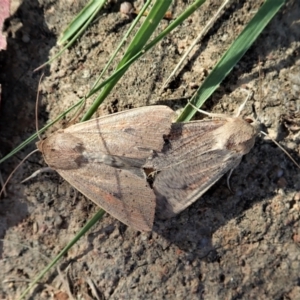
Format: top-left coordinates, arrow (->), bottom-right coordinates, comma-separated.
29,105 -> 260,230
145,114 -> 258,218
14,96 -> 299,232
37,106 -> 176,231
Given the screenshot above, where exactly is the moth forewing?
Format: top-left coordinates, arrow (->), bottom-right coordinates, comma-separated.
146,116 -> 258,218
37,106 -> 176,231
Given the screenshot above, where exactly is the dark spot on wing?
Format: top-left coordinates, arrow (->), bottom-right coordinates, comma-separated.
123,127 -> 136,134
74,142 -> 86,153
74,155 -> 88,167
73,143 -> 88,167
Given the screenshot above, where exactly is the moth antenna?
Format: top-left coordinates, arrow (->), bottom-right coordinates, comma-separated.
1,74 -> 45,197
259,131 -> 300,169
187,101 -> 227,119
36,73 -> 44,141
188,88 -> 254,119
20,167 -> 53,184
245,83 -> 300,170
0,149 -> 40,197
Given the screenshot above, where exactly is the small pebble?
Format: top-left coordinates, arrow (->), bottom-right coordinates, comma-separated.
22,33 -> 30,43
120,2 -> 134,16
294,192 -> 300,201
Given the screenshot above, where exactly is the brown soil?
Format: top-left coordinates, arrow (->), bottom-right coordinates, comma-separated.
0,0 -> 300,299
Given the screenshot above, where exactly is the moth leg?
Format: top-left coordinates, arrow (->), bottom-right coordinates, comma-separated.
21,167 -> 53,183
226,168 -> 234,194
71,188 -> 78,205
188,88 -> 254,119
0,171 -> 7,197
187,101 -> 227,118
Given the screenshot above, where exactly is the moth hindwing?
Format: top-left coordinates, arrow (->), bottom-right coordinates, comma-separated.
144,116 -> 257,218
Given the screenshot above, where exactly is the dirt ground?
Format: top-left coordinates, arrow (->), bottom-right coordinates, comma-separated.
0,0 -> 300,299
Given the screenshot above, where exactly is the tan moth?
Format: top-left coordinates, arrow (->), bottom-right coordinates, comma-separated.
144,98 -> 299,218
145,112 -> 258,218
35,106 -> 176,231
2,101 -> 298,231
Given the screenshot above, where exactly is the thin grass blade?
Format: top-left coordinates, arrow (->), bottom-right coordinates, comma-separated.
58,0 -> 107,45
176,0 -> 286,122
17,210 -> 105,300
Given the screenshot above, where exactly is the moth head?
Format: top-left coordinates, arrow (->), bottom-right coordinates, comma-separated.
36,139 -> 44,153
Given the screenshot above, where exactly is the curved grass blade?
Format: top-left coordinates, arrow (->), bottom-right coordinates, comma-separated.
35,0 -> 106,71
58,0 -> 107,45
91,1 -> 152,92
161,0 -> 230,91
81,0 -> 173,121
176,0 -> 286,122
0,0 -> 207,199
0,99 -> 84,164
82,0 -> 206,120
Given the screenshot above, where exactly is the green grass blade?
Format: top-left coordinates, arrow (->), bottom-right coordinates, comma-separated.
0,99 -> 84,164
35,0 -> 105,71
82,0 -> 206,120
18,209 -> 105,300
85,0 -> 206,98
58,0 -> 107,45
81,0 -> 173,121
90,1 -> 152,92
176,0 -> 286,122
